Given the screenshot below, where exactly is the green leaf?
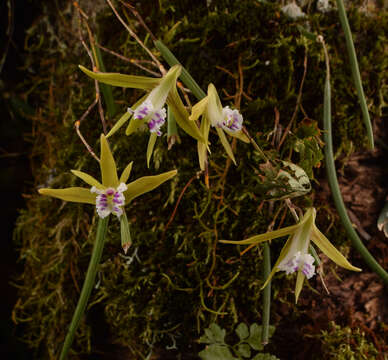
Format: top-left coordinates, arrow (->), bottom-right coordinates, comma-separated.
247,323 -> 263,351
236,343 -> 251,358
92,43 -> 117,118
124,170 -> 177,204
235,323 -> 249,341
198,345 -> 237,360
79,65 -> 160,90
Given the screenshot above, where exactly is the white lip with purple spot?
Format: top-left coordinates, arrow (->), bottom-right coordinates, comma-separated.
91,183 -> 127,218
221,106 -> 243,132
131,99 -> 167,136
277,251 -> 316,279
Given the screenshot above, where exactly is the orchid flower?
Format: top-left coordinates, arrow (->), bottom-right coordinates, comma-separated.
189,83 -> 249,170
39,134 -> 177,250
79,65 -> 205,167
220,208 -> 361,302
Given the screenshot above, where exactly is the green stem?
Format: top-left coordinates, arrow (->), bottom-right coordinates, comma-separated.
322,47 -> 388,284
154,40 -> 206,100
59,217 -> 110,360
261,242 -> 271,345
335,0 -> 374,149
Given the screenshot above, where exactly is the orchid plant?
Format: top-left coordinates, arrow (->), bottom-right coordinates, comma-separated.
79,65 -> 205,167
190,83 -> 249,170
220,208 -> 361,302
39,134 -> 177,359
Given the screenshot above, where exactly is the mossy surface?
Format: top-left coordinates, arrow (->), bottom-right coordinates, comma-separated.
12,1 -> 386,359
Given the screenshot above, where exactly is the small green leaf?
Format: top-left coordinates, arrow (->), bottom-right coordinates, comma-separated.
198,344 -> 237,360
247,323 -> 263,351
235,323 -> 249,341
236,343 -> 251,358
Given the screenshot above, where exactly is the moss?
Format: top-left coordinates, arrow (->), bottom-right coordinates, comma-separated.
12,0 -> 387,358
319,322 -> 379,360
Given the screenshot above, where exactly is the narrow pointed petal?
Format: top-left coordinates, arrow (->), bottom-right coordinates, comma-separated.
38,187 -> 96,204
100,134 -> 119,188
216,127 -> 236,165
79,65 -> 160,90
220,224 -> 300,245
119,162 -> 133,184
190,97 -> 209,122
106,111 -> 131,138
124,170 -> 177,204
294,271 -> 305,303
311,226 -> 361,272
167,86 -> 205,142
197,115 -> 211,171
207,84 -> 224,126
148,65 -> 181,110
224,128 -> 250,143
70,170 -> 103,189
147,133 -> 158,168
260,235 -> 294,290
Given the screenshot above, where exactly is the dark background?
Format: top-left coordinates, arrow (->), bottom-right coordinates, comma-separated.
1,0 -> 38,358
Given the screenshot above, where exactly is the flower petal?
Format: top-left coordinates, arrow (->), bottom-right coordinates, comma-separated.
124,170 -> 177,204
79,65 -> 160,90
100,134 -> 119,188
190,97 -> 209,122
119,161 -> 133,184
224,128 -> 250,143
311,225 -> 361,272
167,85 -> 205,142
147,132 -> 158,168
70,170 -> 104,189
106,111 -> 131,138
216,127 -> 236,165
294,271 -> 305,303
148,65 -> 181,110
220,224 -> 300,245
207,84 -> 224,126
260,234 -> 294,289
38,187 -> 96,204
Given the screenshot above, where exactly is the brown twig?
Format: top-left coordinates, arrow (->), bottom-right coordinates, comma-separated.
277,48 -> 308,150
163,175 -> 197,234
74,3 -> 107,134
95,43 -> 161,76
75,121 -> 100,162
119,1 -> 158,42
105,0 -> 165,75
